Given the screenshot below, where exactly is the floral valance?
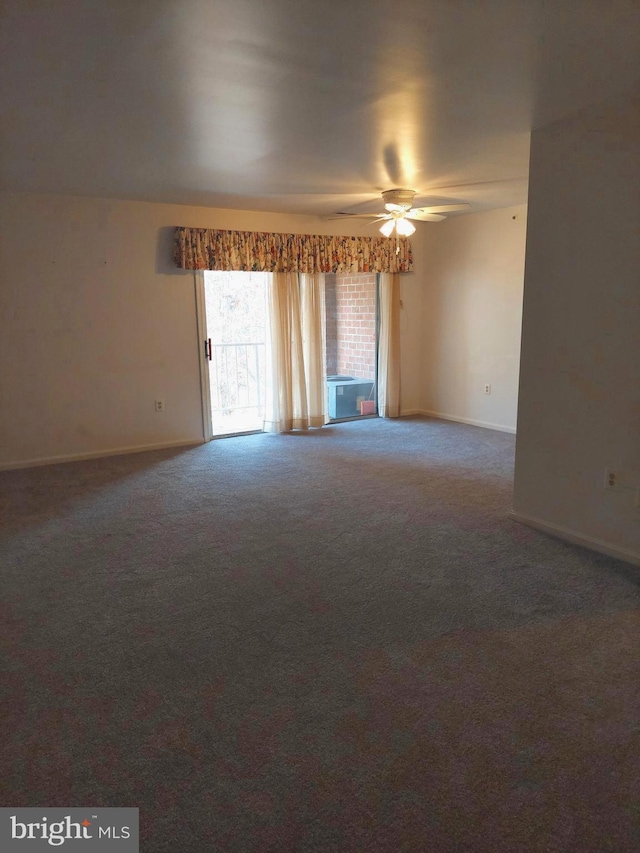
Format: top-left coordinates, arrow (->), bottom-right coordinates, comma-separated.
173,227 -> 413,274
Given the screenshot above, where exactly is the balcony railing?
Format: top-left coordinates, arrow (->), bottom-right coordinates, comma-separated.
209,343 -> 266,431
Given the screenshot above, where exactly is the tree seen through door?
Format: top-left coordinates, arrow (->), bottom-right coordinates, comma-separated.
204,271 -> 269,435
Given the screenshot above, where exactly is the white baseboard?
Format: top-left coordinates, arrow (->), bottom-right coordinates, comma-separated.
404,409 -> 516,434
509,510 -> 640,567
0,438 -> 205,472
399,409 -> 425,417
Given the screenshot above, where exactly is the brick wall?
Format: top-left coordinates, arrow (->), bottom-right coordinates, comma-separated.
324,274 -> 338,375
335,273 -> 377,380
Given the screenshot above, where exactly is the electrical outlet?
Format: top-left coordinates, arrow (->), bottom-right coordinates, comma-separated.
155,399 -> 165,412
484,384 -> 491,395
604,467 -> 617,490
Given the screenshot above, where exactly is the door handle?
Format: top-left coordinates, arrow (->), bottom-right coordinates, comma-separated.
204,338 -> 212,361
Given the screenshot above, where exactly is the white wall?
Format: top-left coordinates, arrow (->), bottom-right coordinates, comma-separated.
513,91 -> 640,562
420,205 -> 528,432
0,192 -> 424,468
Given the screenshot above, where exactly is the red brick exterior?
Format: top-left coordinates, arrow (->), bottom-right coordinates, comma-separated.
325,275 -> 339,375
336,273 -> 377,380
325,273 -> 377,380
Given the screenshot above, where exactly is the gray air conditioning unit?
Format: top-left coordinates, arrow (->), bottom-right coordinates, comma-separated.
327,376 -> 375,419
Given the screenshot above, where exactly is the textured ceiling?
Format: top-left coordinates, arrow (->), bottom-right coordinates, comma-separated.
1,0 -> 638,218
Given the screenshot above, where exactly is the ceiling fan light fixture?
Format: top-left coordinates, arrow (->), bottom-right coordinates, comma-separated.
384,202 -> 407,213
395,217 -> 416,236
379,219 -> 395,237
382,189 -> 416,210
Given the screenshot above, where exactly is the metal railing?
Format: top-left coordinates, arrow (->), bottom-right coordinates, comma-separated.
209,342 -> 266,418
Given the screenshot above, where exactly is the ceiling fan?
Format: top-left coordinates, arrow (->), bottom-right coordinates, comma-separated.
330,189 -> 470,236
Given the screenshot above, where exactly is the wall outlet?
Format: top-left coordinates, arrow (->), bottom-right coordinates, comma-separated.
604,467 -> 617,490
155,399 -> 165,412
484,384 -> 491,395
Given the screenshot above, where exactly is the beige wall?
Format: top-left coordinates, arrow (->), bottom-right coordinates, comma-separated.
513,92 -> 640,561
420,205 -> 528,431
398,268 -> 424,415
0,192 -> 424,467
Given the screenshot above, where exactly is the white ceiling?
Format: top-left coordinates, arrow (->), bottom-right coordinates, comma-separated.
1,0 -> 638,218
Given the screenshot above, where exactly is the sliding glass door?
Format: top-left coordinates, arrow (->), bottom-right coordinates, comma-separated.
195,270 -> 380,438
202,271 -> 269,436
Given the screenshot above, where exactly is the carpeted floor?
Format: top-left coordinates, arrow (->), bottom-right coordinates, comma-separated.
1,416 -> 639,852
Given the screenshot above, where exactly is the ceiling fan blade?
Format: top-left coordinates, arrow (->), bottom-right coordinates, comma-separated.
414,204 -> 470,214
326,213 -> 387,220
405,212 -> 446,222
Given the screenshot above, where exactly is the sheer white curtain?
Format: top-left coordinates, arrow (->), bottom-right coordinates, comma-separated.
263,272 -> 327,433
377,272 -> 401,418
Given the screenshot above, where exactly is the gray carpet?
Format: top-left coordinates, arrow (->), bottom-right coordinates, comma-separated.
1,416 -> 639,852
